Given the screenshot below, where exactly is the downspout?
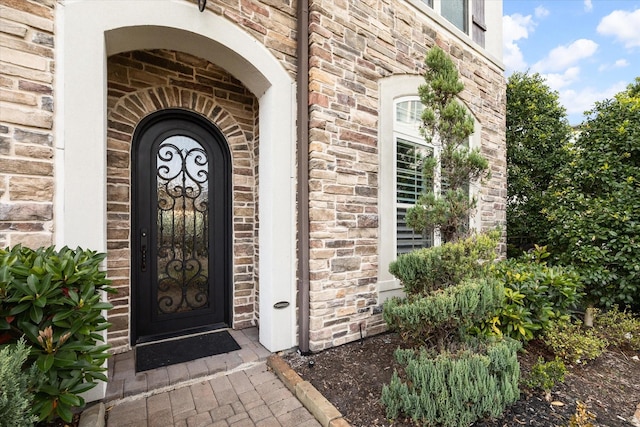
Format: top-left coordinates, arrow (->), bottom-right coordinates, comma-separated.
297,0 -> 311,354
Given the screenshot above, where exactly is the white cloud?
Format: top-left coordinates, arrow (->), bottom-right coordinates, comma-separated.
597,9 -> 640,48
543,67 -> 581,91
535,6 -> 549,18
584,0 -> 593,13
532,39 -> 598,73
559,81 -> 628,117
502,13 -> 536,73
614,59 -> 629,68
598,59 -> 630,71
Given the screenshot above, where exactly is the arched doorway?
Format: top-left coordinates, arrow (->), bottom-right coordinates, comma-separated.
59,1 -> 297,360
132,109 -> 231,343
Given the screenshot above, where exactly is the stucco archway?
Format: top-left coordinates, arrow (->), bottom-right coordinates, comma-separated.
56,1 -> 297,367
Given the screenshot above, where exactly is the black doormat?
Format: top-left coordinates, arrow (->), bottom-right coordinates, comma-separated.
135,330 -> 241,372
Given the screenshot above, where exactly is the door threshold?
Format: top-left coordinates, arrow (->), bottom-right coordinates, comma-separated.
136,324 -> 229,346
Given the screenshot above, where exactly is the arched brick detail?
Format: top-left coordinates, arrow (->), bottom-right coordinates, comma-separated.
105,53 -> 259,352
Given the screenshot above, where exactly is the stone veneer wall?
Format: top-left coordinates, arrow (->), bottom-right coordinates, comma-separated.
105,50 -> 259,351
305,0 -> 506,351
0,0 -> 56,249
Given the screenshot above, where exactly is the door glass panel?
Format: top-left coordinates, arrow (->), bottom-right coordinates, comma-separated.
156,135 -> 209,314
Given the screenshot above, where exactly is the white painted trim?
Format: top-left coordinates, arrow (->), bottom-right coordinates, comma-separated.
57,2 -> 297,399
378,75 -> 425,302
377,75 -> 483,303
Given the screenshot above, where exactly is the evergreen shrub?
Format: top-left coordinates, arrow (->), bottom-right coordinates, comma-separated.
383,277 -> 503,348
382,339 -> 521,427
524,356 -> 566,393
0,245 -> 115,423
0,338 -> 41,426
382,46 -> 520,426
388,231 -> 499,295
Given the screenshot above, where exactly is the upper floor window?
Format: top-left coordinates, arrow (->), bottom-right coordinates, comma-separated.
414,0 -> 486,47
441,0 -> 468,33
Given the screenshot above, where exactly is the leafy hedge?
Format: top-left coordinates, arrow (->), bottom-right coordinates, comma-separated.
0,245 -> 115,423
545,79 -> 640,311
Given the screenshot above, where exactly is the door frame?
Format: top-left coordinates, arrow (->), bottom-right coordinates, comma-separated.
130,108 -> 232,344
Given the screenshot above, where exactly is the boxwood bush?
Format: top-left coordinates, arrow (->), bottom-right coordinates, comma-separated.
0,245 -> 115,423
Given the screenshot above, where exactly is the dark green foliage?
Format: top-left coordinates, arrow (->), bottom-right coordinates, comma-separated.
481,246 -> 582,341
525,357 -> 566,393
381,339 -> 521,427
0,245 -> 115,423
406,46 -> 490,243
545,79 -> 640,311
385,232 -> 501,349
506,72 -> 573,255
384,233 -> 518,423
0,338 -> 42,426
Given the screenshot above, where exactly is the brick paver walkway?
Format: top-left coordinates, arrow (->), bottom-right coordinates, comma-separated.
104,329 -> 320,427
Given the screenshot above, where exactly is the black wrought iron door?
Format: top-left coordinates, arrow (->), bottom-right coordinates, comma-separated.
132,110 -> 231,343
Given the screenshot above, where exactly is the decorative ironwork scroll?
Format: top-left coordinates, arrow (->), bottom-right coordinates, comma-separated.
156,136 -> 209,314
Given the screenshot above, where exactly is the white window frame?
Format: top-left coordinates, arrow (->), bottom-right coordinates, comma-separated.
378,76 -> 482,302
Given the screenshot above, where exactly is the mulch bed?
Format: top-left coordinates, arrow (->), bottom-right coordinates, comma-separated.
283,332 -> 640,427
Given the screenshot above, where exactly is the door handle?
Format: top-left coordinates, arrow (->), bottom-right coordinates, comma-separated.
140,228 -> 148,272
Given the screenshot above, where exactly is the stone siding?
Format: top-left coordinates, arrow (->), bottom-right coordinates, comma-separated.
0,0 -> 56,248
306,1 -> 506,351
105,50 -> 259,351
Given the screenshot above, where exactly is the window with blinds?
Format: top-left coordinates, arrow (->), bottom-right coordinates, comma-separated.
396,138 -> 433,254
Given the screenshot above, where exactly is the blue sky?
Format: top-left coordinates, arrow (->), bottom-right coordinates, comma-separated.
503,0 -> 640,125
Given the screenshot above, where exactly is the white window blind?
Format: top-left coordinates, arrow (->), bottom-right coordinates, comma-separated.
396,137 -> 433,254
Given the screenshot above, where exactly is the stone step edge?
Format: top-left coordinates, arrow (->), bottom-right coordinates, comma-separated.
267,354 -> 351,427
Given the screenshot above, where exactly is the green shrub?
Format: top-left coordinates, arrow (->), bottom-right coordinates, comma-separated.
389,231 -> 499,295
384,277 -> 503,348
0,338 -> 42,426
545,79 -> 640,311
593,306 -> 640,350
524,356 -> 566,393
483,246 -> 582,341
382,47 -> 519,426
0,245 -> 115,423
382,339 -> 521,427
543,321 -> 607,364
